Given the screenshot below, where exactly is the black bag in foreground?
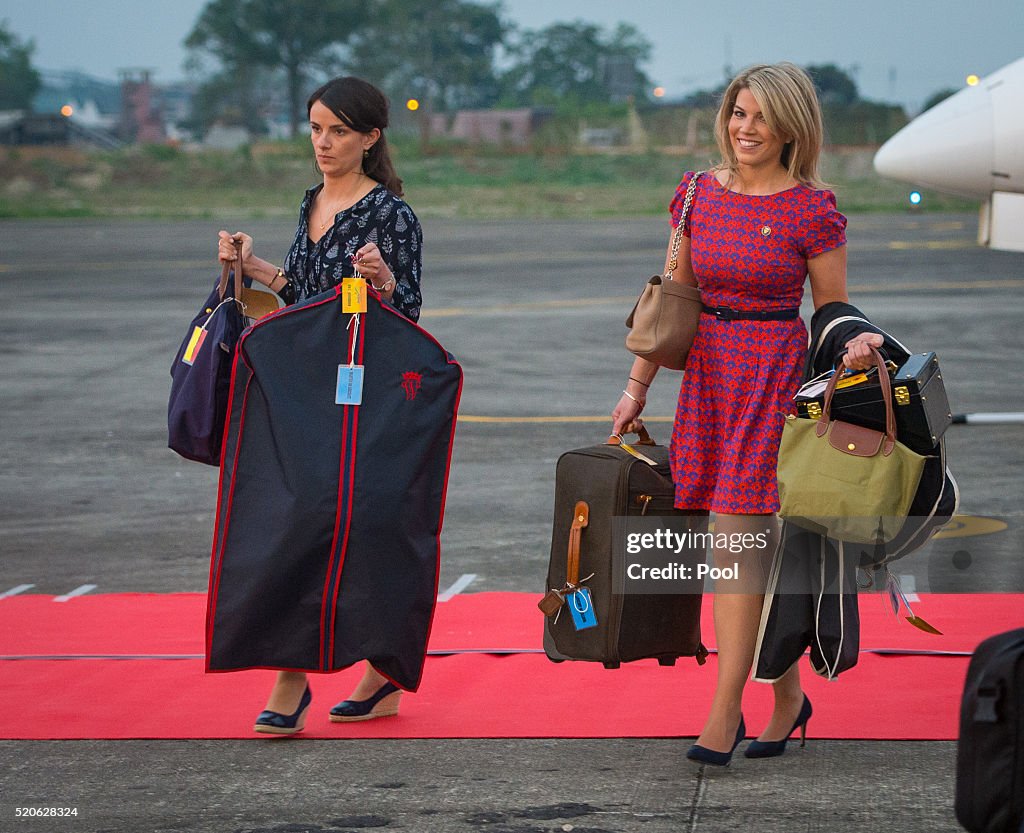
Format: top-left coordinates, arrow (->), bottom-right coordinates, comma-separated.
794,351 -> 951,455
540,426 -> 707,668
168,245 -> 245,466
956,627 -> 1024,833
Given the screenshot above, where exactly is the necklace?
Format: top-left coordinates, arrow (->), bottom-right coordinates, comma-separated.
315,174 -> 369,230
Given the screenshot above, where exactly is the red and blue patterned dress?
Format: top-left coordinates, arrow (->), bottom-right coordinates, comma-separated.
667,171 -> 847,514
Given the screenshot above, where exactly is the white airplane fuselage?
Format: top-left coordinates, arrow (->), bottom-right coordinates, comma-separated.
873,56 -> 1024,252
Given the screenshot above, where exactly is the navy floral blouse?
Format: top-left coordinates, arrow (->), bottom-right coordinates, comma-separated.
281,182 -> 423,322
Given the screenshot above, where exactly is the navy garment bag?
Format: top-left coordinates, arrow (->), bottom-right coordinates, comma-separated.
206,285 -> 462,691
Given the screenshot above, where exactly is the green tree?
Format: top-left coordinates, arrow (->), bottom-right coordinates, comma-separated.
501,21 -> 652,107
185,0 -> 362,137
805,64 -> 859,106
921,87 -> 958,113
0,21 -> 41,111
184,0 -> 267,134
348,0 -> 506,111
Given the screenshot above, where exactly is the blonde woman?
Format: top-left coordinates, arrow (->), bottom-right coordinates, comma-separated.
612,62 -> 881,765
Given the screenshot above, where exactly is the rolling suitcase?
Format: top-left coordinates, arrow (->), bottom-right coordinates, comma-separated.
540,426 -> 708,669
955,627 -> 1024,833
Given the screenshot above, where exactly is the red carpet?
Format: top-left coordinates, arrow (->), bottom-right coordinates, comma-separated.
0,592 -> 1020,740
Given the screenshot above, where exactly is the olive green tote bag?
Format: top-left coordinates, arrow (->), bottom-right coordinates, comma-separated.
777,347 -> 927,544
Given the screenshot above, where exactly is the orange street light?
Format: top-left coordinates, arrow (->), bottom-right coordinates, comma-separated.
60,104 -> 74,117
652,87 -> 666,98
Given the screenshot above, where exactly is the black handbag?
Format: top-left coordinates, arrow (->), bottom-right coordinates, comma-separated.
167,244 -> 245,466
794,352 -> 951,454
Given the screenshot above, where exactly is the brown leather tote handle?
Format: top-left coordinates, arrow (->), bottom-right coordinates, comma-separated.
818,346 -> 896,454
566,501 -> 590,587
217,239 -> 244,302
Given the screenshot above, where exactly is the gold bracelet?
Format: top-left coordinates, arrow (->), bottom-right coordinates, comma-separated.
622,389 -> 645,408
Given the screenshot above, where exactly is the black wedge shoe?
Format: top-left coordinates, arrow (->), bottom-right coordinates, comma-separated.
329,681 -> 401,722
744,695 -> 813,758
686,715 -> 746,767
253,686 -> 312,735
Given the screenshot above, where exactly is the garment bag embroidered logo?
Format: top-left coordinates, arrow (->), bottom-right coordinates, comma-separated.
401,371 -> 423,401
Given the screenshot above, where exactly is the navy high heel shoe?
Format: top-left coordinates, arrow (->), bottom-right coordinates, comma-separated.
744,695 -> 813,758
253,685 -> 312,735
686,715 -> 746,767
329,681 -> 401,722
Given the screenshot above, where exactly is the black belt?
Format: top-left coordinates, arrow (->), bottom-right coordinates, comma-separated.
702,305 -> 800,321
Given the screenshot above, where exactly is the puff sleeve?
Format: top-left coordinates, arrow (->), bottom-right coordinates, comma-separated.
800,189 -> 847,259
668,171 -> 698,235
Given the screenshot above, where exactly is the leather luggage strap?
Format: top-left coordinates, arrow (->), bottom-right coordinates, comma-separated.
566,501 -> 590,587
817,345 -> 897,455
607,423 -> 659,466
702,304 -> 799,321
217,239 -> 244,303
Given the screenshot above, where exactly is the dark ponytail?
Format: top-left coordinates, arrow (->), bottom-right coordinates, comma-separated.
306,77 -> 403,197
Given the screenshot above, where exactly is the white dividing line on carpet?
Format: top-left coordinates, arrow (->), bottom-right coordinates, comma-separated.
0,584 -> 35,600
53,584 -> 98,603
437,573 -> 477,602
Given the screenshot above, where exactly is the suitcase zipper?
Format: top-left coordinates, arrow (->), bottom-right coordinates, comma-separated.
635,494 -> 676,515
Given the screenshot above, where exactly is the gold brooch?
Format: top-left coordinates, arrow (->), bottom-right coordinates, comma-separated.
760,225 -> 772,237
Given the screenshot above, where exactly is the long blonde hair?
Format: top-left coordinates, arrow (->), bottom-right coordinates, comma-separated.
714,62 -> 826,189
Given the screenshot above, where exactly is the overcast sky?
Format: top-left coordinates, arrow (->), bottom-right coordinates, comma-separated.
3,0 -> 1021,112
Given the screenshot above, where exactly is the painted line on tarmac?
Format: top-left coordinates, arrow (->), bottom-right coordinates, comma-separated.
437,573 -> 477,602
932,515 -> 1008,539
423,278 -> 1024,318
53,584 -> 98,602
853,278 -> 1024,292
458,415 -> 673,423
953,412 -> 1024,424
887,240 -> 975,250
0,259 -> 213,274
0,249 -> 637,275
0,584 -> 35,600
424,296 -> 635,318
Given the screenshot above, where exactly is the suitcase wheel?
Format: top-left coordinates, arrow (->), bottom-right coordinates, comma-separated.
658,657 -> 677,667
603,662 -> 621,670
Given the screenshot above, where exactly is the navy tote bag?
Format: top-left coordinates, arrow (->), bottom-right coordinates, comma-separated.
168,245 -> 246,466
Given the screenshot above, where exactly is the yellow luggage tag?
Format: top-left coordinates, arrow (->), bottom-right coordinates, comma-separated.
182,326 -> 208,366
342,277 -> 367,313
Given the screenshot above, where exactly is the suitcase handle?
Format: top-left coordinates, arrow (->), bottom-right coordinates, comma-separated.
607,422 -> 656,446
566,501 -> 590,587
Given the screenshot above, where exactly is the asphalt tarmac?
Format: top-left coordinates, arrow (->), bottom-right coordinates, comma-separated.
1,211 -> 1022,832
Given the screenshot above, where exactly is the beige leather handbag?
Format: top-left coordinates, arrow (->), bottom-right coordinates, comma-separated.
625,172 -> 703,371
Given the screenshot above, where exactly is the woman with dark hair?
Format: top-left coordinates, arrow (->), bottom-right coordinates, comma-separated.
215,76 -> 423,733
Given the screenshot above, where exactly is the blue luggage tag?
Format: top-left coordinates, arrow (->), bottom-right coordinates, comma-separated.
568,587 -> 597,630
336,313 -> 363,405
336,365 -> 364,405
